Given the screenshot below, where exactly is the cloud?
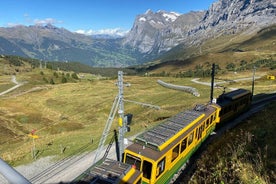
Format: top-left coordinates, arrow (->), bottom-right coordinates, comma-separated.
7,22 -> 23,27
6,16 -> 63,28
75,28 -> 129,37
33,18 -> 63,25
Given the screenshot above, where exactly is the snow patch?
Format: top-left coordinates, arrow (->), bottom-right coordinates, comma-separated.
139,17 -> 146,22
162,12 -> 180,22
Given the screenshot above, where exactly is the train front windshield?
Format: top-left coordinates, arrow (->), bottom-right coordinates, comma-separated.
125,153 -> 141,170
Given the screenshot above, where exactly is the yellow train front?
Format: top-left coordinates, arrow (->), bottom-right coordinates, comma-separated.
123,103 -> 221,184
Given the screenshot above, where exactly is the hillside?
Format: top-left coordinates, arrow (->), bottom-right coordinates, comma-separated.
0,24 -> 140,67
1,56 -> 276,167
0,55 -> 137,77
185,101 -> 276,184
138,25 -> 276,76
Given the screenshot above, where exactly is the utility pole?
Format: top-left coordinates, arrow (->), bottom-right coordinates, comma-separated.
210,63 -> 215,103
93,71 -> 125,164
117,71 -> 125,162
251,66 -> 256,99
39,60 -> 42,69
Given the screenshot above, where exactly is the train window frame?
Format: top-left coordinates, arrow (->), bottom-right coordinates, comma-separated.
156,157 -> 166,178
188,132 -> 194,145
142,160 -> 152,180
125,153 -> 142,170
206,119 -> 210,128
198,124 -> 203,140
171,144 -> 180,162
181,137 -> 187,153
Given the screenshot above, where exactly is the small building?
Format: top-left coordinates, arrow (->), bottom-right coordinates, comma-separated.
267,73 -> 276,80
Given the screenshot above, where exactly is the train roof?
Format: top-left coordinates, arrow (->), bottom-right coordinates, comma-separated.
75,158 -> 141,184
134,104 -> 217,152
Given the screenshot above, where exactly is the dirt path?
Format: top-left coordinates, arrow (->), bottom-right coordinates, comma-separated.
0,75 -> 26,96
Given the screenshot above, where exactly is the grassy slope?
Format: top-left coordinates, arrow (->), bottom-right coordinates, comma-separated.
188,102 -> 276,184
0,68 -> 210,165
0,63 -> 276,166
142,25 -> 276,75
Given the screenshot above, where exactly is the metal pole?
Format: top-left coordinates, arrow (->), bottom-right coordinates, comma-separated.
251,66 -> 256,99
0,158 -> 31,184
117,71 -> 125,162
210,63 -> 215,103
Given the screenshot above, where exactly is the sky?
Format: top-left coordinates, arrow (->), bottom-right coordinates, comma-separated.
1,0 -> 216,36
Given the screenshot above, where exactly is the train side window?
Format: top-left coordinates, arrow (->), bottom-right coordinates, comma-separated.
171,144 -> 180,162
156,157 -> 166,178
206,119 -> 209,128
198,125 -> 203,139
142,160 -> 152,180
181,138 -> 187,153
188,132 -> 194,145
210,115 -> 213,124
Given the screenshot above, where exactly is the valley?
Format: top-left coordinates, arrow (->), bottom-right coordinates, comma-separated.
0,63 -> 275,167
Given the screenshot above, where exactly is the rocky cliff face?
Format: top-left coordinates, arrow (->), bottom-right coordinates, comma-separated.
123,10 -> 182,54
123,10 -> 205,54
123,0 -> 276,54
193,0 -> 276,42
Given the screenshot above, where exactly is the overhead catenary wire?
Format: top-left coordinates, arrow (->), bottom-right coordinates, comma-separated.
124,99 -> 160,110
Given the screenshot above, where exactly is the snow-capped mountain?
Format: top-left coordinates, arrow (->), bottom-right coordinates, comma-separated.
122,9 -> 185,54
0,0 -> 275,67
123,0 -> 276,55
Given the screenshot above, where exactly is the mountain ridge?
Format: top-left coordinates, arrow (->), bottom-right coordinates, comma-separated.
123,0 -> 276,55
0,0 -> 275,67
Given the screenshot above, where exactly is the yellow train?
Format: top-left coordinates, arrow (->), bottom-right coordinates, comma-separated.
74,88 -> 252,184
123,103 -> 220,183
122,88 -> 251,184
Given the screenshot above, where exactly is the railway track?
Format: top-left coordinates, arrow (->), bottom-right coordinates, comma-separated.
29,143 -> 93,184
172,93 -> 276,183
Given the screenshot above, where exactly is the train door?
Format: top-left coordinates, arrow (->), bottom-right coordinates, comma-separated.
142,159 -> 153,183
154,157 -> 166,183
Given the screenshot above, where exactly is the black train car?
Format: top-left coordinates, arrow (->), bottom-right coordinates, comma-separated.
216,88 -> 252,123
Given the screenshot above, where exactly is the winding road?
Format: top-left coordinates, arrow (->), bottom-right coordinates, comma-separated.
191,76 -> 261,90
0,75 -> 26,96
